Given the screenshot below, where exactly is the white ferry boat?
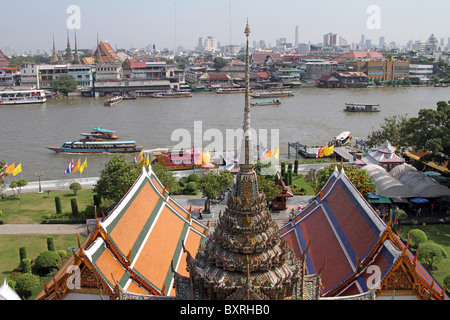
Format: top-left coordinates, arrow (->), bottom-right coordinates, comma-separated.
0,87 -> 46,105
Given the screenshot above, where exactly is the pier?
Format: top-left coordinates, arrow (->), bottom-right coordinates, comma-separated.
288,141 -> 355,163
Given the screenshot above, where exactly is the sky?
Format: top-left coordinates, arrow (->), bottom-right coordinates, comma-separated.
1,0 -> 450,53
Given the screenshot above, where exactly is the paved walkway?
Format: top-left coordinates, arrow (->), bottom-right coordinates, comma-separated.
0,224 -> 88,235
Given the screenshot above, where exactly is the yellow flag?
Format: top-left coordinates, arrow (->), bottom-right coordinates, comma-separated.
5,163 -> 15,174
203,151 -> 210,163
79,158 -> 87,174
72,158 -> 81,173
13,163 -> 22,176
274,148 -> 279,159
145,154 -> 150,167
324,145 -> 334,156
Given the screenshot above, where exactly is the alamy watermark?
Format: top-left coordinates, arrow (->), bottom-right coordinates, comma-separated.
366,5 -> 381,30
171,121 -> 279,175
66,5 -> 81,30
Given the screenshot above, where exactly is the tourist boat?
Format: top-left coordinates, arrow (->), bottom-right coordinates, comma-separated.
250,98 -> 281,106
333,131 -> 352,146
45,141 -> 143,154
151,91 -> 192,98
250,90 -> 294,98
0,87 -> 46,105
79,133 -> 104,142
104,96 -> 123,106
344,103 -> 380,112
91,127 -> 118,139
216,87 -> 245,94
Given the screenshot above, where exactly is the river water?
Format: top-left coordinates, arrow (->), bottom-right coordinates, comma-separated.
1,86 -> 449,182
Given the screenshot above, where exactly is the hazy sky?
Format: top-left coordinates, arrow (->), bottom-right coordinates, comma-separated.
1,0 -> 450,53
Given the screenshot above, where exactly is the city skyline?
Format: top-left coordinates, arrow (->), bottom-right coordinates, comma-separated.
1,0 -> 450,53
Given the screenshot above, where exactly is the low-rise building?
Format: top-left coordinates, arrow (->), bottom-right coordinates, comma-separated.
348,60 -> 410,82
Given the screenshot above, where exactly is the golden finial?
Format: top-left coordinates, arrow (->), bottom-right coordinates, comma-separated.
244,19 -> 250,36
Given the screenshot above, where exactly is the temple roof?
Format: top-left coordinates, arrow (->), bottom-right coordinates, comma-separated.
362,141 -> 405,166
0,279 -> 21,300
280,167 -> 448,299
37,166 -> 208,299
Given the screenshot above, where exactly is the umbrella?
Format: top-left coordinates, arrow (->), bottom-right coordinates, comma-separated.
424,171 -> 441,177
409,198 -> 429,203
367,192 -> 380,199
201,163 -> 215,169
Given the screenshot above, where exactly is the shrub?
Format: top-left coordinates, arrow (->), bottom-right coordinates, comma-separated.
188,173 -> 200,182
71,198 -> 79,216
35,250 -> 61,272
186,181 -> 198,195
47,236 -> 55,251
179,177 -> 188,187
408,229 -> 428,248
20,258 -> 31,274
55,196 -> 62,214
58,250 -> 67,259
444,274 -> 450,290
16,273 -> 40,298
19,246 -> 27,262
69,182 -> 82,195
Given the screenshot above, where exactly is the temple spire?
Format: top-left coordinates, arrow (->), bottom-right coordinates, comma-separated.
73,30 -> 80,64
241,19 -> 253,169
51,34 -> 58,64
65,29 -> 74,63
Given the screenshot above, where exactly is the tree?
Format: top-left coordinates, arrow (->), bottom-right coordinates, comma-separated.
402,101 -> 450,167
213,57 -> 228,71
151,163 -> 179,194
257,175 -> 282,202
418,243 -> 448,269
198,170 -> 232,212
9,181 -> 18,198
366,114 -> 410,151
94,155 -> 141,202
69,182 -> 82,195
47,236 -> 55,251
52,74 -> 78,96
16,179 -> 28,198
317,164 -> 376,198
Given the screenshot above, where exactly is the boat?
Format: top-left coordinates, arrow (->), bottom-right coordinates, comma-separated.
122,92 -> 137,100
0,86 -> 46,105
151,91 -> 192,98
104,96 -> 123,106
250,98 -> 281,106
45,141 -> 143,154
79,133 -> 104,141
216,87 -> 245,94
151,148 -> 203,170
344,103 -> 380,112
333,131 -> 352,146
91,127 -> 118,139
250,90 -> 294,98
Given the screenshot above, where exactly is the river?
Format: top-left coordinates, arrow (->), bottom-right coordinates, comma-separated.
1,86 -> 449,182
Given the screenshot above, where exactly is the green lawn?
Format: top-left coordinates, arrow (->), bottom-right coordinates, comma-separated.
0,189 -> 96,224
400,224 -> 450,289
0,234 -> 87,299
291,174 -> 315,195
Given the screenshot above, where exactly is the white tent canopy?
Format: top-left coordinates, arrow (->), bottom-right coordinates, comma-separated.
390,164 -> 450,198
363,164 -> 414,197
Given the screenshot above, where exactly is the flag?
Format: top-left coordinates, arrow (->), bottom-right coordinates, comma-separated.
324,145 -> 334,156
197,152 -> 203,165
265,148 -> 274,159
79,158 -> 87,174
64,159 -> 74,174
2,163 -> 7,169
5,163 -> 15,174
260,148 -> 268,160
274,148 -> 279,159
72,158 -> 81,173
203,151 -> 210,163
145,154 -> 150,167
13,163 -> 22,176
316,146 -> 327,158
133,155 -> 138,164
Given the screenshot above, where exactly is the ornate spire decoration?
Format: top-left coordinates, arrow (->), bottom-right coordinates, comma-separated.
51,34 -> 58,64
241,19 -> 253,169
65,29 -> 74,63
73,30 -> 80,64
177,21 -> 301,301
